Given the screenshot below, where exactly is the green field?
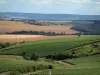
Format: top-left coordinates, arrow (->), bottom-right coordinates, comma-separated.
0,36 -> 100,75
61,42 -> 100,57
33,55 -> 100,75
40,21 -> 71,26
0,36 -> 100,57
0,55 -> 100,75
51,55 -> 100,75
0,57 -> 54,75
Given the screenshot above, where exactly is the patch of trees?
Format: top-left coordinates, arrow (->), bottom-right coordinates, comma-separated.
45,53 -> 77,60
7,30 -> 67,36
21,52 -> 39,61
0,42 -> 11,49
72,20 -> 100,35
23,20 -> 42,26
0,42 -> 26,50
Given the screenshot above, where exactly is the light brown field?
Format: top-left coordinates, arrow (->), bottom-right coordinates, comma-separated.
0,21 -> 77,43
0,21 -> 78,34
0,35 -> 76,43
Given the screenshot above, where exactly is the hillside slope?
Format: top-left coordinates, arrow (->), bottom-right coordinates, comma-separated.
0,36 -> 100,56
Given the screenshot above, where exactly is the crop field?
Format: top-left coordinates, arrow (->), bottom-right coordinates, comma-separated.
0,35 -> 75,43
39,21 -> 72,26
0,36 -> 100,56
0,21 -> 78,34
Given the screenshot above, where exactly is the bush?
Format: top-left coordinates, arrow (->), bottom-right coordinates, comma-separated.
48,65 -> 54,69
30,53 -> 39,61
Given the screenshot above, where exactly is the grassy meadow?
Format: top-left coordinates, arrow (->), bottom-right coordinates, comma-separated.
0,35 -> 100,75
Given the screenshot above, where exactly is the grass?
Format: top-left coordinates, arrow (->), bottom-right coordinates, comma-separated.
32,55 -> 100,75
64,54 -> 100,69
50,68 -> 100,75
41,21 -> 71,26
62,42 -> 100,57
0,36 -> 100,56
0,58 -> 54,74
0,36 -> 100,75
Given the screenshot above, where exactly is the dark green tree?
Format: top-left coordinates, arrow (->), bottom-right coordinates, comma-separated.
30,53 -> 39,61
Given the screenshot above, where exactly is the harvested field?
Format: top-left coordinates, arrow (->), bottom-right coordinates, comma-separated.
0,35 -> 75,43
0,21 -> 79,34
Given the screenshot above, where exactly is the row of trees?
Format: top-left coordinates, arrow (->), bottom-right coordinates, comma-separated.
72,20 -> 100,35
7,30 -> 80,36
0,42 -> 26,50
46,53 -> 77,60
7,30 -> 67,36
0,42 -> 11,49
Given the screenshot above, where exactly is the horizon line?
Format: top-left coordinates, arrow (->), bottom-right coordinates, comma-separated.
0,12 -> 100,16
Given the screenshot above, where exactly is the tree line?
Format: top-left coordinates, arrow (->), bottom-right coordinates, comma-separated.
6,30 -> 80,36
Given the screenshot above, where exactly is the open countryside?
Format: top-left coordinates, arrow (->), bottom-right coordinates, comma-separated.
0,2 -> 100,75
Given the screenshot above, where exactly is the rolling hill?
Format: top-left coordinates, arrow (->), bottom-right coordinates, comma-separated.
0,35 -> 100,75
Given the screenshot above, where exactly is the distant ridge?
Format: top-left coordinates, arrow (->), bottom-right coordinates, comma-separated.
0,12 -> 100,20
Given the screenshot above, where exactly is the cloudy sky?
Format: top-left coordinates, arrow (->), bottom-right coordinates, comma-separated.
0,0 -> 100,15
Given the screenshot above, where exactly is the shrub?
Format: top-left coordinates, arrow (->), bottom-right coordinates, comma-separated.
48,65 -> 54,69
30,53 -> 39,61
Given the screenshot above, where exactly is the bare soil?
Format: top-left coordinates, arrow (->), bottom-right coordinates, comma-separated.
0,35 -> 75,43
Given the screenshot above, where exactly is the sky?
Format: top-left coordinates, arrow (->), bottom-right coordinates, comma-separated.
0,0 -> 100,15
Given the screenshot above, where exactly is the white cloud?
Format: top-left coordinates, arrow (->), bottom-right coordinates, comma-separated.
29,0 -> 52,5
95,2 -> 100,4
22,0 -> 100,5
0,0 -> 7,4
